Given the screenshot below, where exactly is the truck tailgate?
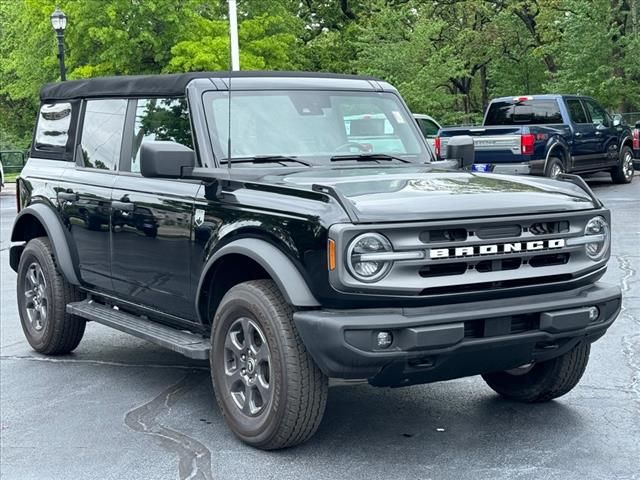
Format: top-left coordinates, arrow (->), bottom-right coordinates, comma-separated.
439,126 -> 524,163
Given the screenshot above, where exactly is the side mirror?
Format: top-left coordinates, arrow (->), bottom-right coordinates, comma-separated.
635,121 -> 640,129
140,141 -> 195,178
445,135 -> 474,169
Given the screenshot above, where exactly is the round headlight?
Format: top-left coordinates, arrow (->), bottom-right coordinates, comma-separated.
584,216 -> 609,261
347,233 -> 393,282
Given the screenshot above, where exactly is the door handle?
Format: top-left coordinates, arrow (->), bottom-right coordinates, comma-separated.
58,189 -> 78,202
112,200 -> 134,212
595,131 -> 603,136
574,132 -> 582,138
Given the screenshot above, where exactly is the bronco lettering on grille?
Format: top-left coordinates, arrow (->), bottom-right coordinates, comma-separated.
429,238 -> 565,259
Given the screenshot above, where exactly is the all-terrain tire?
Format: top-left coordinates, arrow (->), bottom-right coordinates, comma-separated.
210,279 -> 328,450
17,237 -> 86,354
481,341 -> 590,403
611,145 -> 634,184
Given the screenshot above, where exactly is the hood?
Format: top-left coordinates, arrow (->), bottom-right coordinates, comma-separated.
259,165 -> 596,223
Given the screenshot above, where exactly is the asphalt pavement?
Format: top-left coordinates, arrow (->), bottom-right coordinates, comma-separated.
1,175 -> 639,480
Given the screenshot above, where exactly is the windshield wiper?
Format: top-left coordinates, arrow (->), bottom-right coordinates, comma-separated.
330,153 -> 411,164
221,155 -> 313,166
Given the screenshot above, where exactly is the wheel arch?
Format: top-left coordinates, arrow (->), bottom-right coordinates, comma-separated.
10,204 -> 80,285
544,140 -> 570,173
620,136 -> 633,152
196,238 -> 320,325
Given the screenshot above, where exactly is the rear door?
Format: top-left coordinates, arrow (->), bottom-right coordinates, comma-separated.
110,97 -> 201,322
60,98 -> 127,291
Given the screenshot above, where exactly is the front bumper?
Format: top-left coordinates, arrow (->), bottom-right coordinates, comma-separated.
293,282 -> 621,387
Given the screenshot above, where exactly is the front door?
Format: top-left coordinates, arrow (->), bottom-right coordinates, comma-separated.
564,97 -> 596,171
110,97 -> 200,321
583,98 -> 618,169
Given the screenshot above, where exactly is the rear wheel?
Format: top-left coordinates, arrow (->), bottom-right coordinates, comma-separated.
482,341 -> 590,402
545,157 -> 564,179
17,237 -> 86,354
210,279 -> 328,450
611,146 -> 634,184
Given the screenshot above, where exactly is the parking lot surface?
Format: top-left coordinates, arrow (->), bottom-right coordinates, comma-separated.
1,175 -> 639,480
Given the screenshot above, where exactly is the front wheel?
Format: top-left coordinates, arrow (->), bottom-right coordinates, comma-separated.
611,146 -> 634,184
481,341 -> 590,402
210,280 -> 328,450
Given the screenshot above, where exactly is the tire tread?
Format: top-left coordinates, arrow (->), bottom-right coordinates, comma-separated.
211,279 -> 328,450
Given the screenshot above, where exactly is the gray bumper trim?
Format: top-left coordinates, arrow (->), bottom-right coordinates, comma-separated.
293,282 -> 621,385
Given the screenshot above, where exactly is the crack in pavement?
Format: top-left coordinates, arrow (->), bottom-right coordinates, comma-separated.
124,371 -> 213,480
1,355 -> 215,478
0,355 -> 208,371
616,255 -> 640,409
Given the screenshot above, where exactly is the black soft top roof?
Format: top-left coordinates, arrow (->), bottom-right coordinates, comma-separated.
39,71 -> 381,102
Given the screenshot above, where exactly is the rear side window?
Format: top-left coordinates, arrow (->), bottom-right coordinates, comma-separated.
485,100 -> 563,125
79,99 -> 127,171
566,99 -> 589,124
32,102 -> 81,160
34,103 -> 72,149
130,97 -> 192,173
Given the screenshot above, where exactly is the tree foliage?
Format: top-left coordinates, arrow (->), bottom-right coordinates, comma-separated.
1,0 -> 639,150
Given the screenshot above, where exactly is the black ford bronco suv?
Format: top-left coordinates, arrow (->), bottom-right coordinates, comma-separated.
10,72 -> 622,450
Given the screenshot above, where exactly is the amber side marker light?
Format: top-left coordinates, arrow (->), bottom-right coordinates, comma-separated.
328,239 -> 336,270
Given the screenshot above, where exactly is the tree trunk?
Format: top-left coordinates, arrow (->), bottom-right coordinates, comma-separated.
480,65 -> 489,112
611,0 -> 630,111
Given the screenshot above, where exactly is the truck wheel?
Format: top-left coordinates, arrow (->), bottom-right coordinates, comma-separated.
481,341 -> 590,402
545,157 -> 564,178
17,237 -> 86,355
210,279 -> 328,450
611,146 -> 634,184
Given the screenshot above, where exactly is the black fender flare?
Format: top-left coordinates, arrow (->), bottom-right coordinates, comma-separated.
10,203 -> 80,285
196,238 -> 320,313
620,135 -> 633,153
544,139 -> 570,173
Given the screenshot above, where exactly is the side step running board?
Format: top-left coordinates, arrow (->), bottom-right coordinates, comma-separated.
66,300 -> 210,360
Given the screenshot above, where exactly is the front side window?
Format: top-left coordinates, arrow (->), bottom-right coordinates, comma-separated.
34,102 -> 73,150
130,97 -> 192,173
583,99 -> 610,126
80,99 -> 127,170
485,100 -> 563,125
566,99 -> 589,124
416,117 -> 440,137
203,90 -> 426,164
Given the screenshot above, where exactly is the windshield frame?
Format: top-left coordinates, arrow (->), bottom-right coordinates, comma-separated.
201,89 -> 433,168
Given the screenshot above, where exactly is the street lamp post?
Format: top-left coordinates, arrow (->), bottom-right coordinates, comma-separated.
50,7 -> 67,81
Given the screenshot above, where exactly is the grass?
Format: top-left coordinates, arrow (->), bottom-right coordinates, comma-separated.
3,172 -> 20,183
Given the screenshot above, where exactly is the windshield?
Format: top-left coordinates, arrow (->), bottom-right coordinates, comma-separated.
203,90 -> 428,165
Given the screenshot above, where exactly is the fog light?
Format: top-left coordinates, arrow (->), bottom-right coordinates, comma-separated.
376,331 -> 393,349
588,306 -> 600,322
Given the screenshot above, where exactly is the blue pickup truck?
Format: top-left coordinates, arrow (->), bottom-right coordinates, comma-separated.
436,94 -> 636,183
